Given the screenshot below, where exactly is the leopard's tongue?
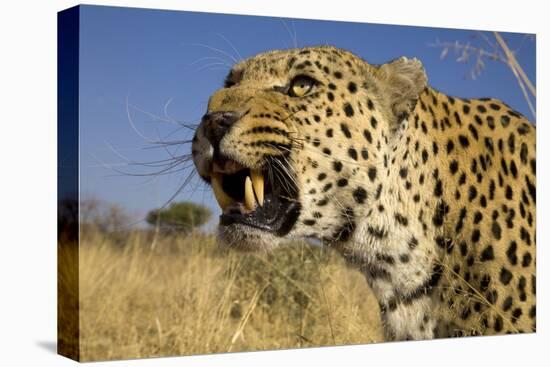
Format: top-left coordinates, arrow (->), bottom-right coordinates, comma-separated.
211,170 -> 264,212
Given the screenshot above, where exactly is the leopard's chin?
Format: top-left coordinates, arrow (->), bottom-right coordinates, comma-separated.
216,222 -> 283,252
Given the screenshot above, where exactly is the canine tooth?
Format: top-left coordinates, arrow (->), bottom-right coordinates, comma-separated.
211,173 -> 234,211
244,176 -> 256,211
251,169 -> 264,206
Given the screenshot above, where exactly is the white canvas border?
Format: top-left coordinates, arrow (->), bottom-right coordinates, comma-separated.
0,1 -> 545,366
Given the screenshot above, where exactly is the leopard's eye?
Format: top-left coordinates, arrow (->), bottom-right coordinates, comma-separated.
289,75 -> 316,97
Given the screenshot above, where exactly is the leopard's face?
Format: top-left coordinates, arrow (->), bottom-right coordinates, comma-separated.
192,46 -> 427,250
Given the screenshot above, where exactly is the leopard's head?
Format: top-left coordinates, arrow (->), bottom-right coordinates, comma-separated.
192,46 -> 427,251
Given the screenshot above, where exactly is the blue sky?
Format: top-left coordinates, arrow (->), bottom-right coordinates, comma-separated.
78,5 -> 536,226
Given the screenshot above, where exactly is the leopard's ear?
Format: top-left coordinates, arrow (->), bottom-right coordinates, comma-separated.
374,57 -> 428,122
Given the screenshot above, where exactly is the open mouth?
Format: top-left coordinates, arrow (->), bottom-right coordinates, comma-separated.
210,157 -> 301,236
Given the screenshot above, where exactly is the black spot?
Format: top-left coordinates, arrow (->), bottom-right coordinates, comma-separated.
471,229 -> 481,243
477,105 -> 487,113
347,82 -> 357,93
435,236 -> 453,254
458,135 -> 470,148
525,176 -> 536,204
453,111 -> 462,125
459,241 -> 468,256
522,252 -> 532,267
480,246 -> 495,262
468,186 -> 477,201
394,213 -> 408,226
486,289 -> 498,304
340,123 -> 352,138
303,219 -> 316,226
474,115 -> 483,126
487,115 -> 495,129
508,133 -> 516,154
494,315 -> 503,332
347,148 -> 358,161
500,267 -> 513,285
376,253 -> 395,265
490,103 -> 501,111
484,137 -> 495,154
529,305 -> 536,319
507,241 -> 518,265
368,225 -> 387,239
480,274 -> 491,291
287,56 -> 297,69
502,185 -> 513,201
517,123 -> 530,135
367,99 -> 374,110
501,115 -> 510,127
332,161 -> 343,172
368,167 -> 377,182
317,173 -> 327,181
408,236 -> 418,250
352,187 -> 367,204
331,207 -> 355,242
399,167 -> 408,179
363,129 -> 373,143
463,105 -> 470,114
337,178 -> 348,187
343,103 -> 354,117
512,308 -> 523,323
510,161 -> 518,179
520,226 -> 531,246
334,71 -> 343,79
370,116 -> 378,129
434,179 -> 443,197
492,222 -> 502,240
518,276 -> 527,301
432,141 -> 439,155
432,201 -> 449,226
480,195 -> 487,207
473,211 -> 483,224
422,149 -> 429,164
450,160 -> 459,174
455,207 -> 467,234
502,296 -> 513,311
447,139 -> 455,154
421,121 -> 428,134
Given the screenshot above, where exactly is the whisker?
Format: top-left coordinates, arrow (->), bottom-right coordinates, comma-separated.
216,33 -> 243,61
182,42 -> 239,64
196,62 -> 232,72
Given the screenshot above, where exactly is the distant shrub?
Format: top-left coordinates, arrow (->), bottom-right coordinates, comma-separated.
146,201 -> 211,233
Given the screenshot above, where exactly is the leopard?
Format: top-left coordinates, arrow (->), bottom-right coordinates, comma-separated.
191,46 -> 536,341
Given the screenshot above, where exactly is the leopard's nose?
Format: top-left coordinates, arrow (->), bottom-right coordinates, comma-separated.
202,111 -> 239,150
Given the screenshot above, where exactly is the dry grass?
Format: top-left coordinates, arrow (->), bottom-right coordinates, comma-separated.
75,229 -> 383,361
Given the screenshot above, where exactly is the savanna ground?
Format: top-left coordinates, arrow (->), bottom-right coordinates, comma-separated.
64,228 -> 383,361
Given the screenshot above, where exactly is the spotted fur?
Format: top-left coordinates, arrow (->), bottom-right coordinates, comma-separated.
192,46 -> 536,340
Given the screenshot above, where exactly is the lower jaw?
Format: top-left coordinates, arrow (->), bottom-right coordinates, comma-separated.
219,201 -> 301,237
216,223 -> 280,252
